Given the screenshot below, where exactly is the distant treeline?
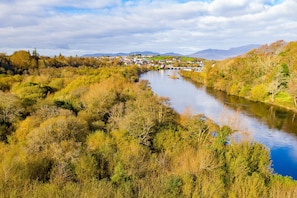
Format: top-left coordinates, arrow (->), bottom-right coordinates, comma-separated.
0,50 -> 124,74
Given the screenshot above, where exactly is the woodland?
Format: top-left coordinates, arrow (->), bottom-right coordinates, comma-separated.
0,46 -> 297,197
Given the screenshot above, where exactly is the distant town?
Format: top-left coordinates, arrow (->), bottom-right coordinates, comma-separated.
96,54 -> 206,71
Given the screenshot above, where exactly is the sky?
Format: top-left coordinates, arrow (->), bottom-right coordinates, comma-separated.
0,0 -> 297,56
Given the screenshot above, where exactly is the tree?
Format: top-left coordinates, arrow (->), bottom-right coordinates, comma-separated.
0,91 -> 24,141
9,50 -> 34,72
119,94 -> 173,147
12,82 -> 54,105
267,64 -> 289,102
26,115 -> 88,154
85,130 -> 116,179
119,99 -> 157,147
107,102 -> 125,132
0,54 -> 13,73
25,115 -> 89,184
288,74 -> 297,106
179,111 -> 211,147
268,79 -> 283,102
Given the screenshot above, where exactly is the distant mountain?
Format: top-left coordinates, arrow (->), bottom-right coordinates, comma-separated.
83,44 -> 260,59
83,51 -> 183,57
83,51 -> 161,57
162,52 -> 182,56
189,44 -> 261,60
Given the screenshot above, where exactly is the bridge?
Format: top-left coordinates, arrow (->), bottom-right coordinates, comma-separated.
160,66 -> 203,72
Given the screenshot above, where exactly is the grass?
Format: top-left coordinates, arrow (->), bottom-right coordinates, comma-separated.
148,56 -> 197,62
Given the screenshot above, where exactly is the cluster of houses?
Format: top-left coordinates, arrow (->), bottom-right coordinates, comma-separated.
94,54 -> 205,72
100,55 -> 205,71
121,56 -> 150,66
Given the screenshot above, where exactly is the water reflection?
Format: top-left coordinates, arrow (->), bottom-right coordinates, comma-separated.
140,70 -> 297,179
204,88 -> 297,136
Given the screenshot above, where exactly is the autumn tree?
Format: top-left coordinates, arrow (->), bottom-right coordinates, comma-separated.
119,96 -> 158,147
267,63 -> 290,101
119,90 -> 174,148
288,73 -> 297,106
9,50 -> 37,72
179,111 -> 212,148
25,115 -> 89,184
0,54 -> 13,74
11,82 -> 54,106
0,91 -> 24,141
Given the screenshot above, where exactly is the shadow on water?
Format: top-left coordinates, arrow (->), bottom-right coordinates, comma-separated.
204,87 -> 297,137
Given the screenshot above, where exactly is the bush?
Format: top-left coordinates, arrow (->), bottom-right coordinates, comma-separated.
239,85 -> 251,97
249,84 -> 268,101
12,82 -> 54,103
229,83 -> 240,95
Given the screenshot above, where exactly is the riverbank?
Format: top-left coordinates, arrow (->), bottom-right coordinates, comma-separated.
179,70 -> 297,114
177,41 -> 297,115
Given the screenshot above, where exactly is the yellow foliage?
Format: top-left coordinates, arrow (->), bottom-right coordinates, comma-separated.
269,175 -> 297,198
1,60 -> 297,197
172,147 -> 221,176
25,115 -> 88,158
228,173 -> 268,198
193,172 -> 226,198
86,130 -> 114,154
249,83 -> 269,101
14,117 -> 37,142
48,78 -> 65,90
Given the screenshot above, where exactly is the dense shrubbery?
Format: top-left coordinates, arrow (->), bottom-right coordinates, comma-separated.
181,40 -> 297,110
0,51 -> 296,197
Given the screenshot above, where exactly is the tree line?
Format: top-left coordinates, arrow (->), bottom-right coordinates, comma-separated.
0,50 -> 124,75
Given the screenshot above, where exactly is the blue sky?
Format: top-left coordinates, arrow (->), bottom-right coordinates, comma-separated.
0,0 -> 296,56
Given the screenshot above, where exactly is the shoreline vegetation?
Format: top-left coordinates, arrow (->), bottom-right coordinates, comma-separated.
179,40 -> 297,114
0,47 -> 296,196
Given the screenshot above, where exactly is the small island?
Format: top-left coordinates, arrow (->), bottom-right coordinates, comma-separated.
168,71 -> 179,79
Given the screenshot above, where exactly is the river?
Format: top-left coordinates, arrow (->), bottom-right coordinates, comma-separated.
140,70 -> 297,180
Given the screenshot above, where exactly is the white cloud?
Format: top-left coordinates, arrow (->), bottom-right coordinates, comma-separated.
209,0 -> 251,16
0,0 -> 296,56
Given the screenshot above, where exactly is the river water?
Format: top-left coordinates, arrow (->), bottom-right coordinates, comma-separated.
140,70 -> 297,180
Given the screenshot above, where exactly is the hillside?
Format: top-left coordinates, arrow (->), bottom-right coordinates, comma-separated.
180,40 -> 297,111
189,44 -> 261,60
